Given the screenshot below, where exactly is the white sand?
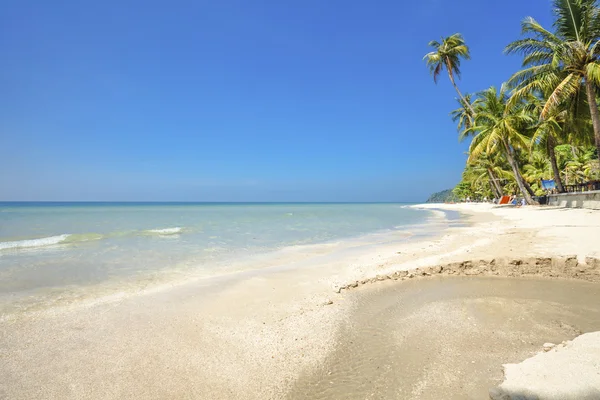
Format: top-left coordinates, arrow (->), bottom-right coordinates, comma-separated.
417,204 -> 600,400
413,203 -> 600,261
1,203 -> 600,399
491,332 -> 600,400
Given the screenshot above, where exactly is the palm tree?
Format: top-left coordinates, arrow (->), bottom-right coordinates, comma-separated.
450,93 -> 476,132
523,151 -> 553,193
532,117 -> 567,191
520,73 -> 594,192
451,96 -> 505,196
468,154 -> 508,198
424,33 -> 475,114
464,85 -> 538,204
565,146 -> 600,182
456,164 -> 496,200
525,95 -> 568,192
505,0 -> 600,159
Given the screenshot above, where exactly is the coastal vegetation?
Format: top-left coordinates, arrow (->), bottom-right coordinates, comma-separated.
426,0 -> 600,203
425,189 -> 459,203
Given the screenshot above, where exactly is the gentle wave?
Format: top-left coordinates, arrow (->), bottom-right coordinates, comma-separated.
144,227 -> 182,235
63,233 -> 106,243
0,234 -> 71,250
0,227 -> 185,251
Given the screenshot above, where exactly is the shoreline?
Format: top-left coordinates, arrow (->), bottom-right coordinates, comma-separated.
0,206 -> 446,321
1,204 -> 600,398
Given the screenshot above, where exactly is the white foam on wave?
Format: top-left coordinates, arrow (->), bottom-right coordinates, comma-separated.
0,234 -> 71,251
146,227 -> 183,235
427,209 -> 448,219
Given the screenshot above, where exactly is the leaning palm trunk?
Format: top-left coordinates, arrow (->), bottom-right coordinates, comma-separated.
447,66 -> 475,115
488,179 -> 499,198
546,138 -> 565,192
487,171 -> 500,199
584,78 -> 600,161
503,141 -> 537,205
522,177 -> 536,197
487,168 -> 503,197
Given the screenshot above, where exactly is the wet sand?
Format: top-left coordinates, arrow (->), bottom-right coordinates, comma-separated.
288,276 -> 600,399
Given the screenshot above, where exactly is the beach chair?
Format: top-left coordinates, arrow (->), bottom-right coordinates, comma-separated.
498,196 -> 511,205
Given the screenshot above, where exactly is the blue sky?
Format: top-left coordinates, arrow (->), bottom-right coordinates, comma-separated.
0,0 -> 553,202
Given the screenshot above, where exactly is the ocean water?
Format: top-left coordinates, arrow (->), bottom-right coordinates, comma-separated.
0,202 -> 438,315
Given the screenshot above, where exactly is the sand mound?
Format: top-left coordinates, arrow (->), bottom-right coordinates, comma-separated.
490,332 -> 600,400
335,256 -> 600,293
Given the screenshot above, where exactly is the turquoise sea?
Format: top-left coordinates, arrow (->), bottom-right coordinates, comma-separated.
0,202 -> 437,315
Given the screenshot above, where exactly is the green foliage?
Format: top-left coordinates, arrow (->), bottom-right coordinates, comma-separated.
452,182 -> 475,200
505,0 -> 600,156
424,33 -> 475,113
465,85 -> 533,162
424,33 -> 470,84
564,146 -> 600,182
523,151 -> 553,194
427,0 -> 600,201
426,189 -> 459,203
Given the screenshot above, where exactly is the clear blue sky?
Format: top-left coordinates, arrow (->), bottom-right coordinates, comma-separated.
0,0 -> 553,202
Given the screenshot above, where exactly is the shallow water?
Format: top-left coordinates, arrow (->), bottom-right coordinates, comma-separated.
0,202 -> 437,314
288,276 -> 600,399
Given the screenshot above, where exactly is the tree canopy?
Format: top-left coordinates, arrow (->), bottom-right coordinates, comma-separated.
425,0 -> 600,203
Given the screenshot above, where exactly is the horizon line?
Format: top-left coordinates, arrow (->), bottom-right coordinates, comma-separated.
0,200 -> 418,204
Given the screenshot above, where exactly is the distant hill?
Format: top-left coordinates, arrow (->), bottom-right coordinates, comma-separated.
426,189 -> 458,203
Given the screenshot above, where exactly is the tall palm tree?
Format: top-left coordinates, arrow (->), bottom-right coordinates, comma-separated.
505,0 -> 600,159
469,153 -> 508,198
524,95 -> 569,192
451,96 -> 505,196
464,85 -> 538,204
424,33 -> 475,114
520,73 -> 593,192
532,117 -> 567,191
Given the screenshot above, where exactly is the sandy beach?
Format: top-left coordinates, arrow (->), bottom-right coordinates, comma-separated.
2,203 -> 600,399
6,0 -> 600,398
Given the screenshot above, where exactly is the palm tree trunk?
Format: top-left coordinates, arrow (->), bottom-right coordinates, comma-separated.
584,77 -> 600,159
522,178 -> 536,197
492,171 -> 504,196
446,64 -> 475,115
488,168 -> 503,197
487,179 -> 498,198
503,141 -> 537,205
487,171 -> 500,199
546,137 -> 565,192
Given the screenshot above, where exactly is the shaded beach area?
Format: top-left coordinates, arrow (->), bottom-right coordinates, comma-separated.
2,204 -> 600,399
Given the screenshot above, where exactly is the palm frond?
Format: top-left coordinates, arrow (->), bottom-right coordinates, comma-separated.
553,0 -> 584,41
585,62 -> 600,85
542,73 -> 582,117
424,33 -> 471,87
